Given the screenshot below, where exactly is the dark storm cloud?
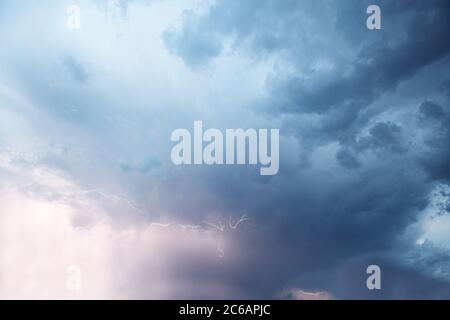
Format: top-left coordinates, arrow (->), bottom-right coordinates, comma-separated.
166,0 -> 450,139
358,122 -> 405,153
162,0 -> 450,298
289,254 -> 450,299
417,100 -> 450,182
1,0 -> 449,299
334,120 -> 406,170
419,100 -> 447,121
272,0 -> 450,142
336,148 -> 361,169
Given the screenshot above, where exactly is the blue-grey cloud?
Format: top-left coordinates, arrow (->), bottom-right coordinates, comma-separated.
0,0 -> 449,299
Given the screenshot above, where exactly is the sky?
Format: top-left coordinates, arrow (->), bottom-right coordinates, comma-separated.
0,0 -> 449,299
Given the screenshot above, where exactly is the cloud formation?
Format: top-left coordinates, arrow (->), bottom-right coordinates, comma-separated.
0,0 -> 449,299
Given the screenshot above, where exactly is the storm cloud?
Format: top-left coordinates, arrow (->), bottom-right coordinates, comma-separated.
0,0 -> 449,299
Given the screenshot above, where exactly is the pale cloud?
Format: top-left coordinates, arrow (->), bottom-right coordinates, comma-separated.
0,159 -> 235,299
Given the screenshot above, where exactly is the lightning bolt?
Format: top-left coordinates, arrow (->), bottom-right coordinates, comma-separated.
4,155 -> 250,258
57,186 -> 249,257
78,189 -> 147,215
